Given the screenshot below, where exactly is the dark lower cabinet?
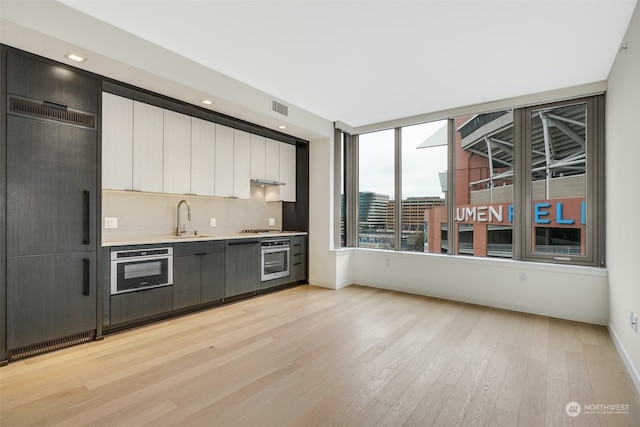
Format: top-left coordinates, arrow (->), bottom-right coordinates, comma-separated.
6,253 -> 97,349
201,252 -> 225,302
173,255 -> 202,310
289,235 -> 307,283
110,286 -> 173,325
108,241 -> 226,326
105,236 -> 298,328
225,239 -> 261,298
173,241 -> 225,309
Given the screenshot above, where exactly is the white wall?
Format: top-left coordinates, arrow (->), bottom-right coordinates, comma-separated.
605,1 -> 640,392
310,133 -> 609,326
351,249 -> 608,325
308,135 -> 339,289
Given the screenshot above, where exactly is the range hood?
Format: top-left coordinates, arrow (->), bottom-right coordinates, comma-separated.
250,179 -> 285,186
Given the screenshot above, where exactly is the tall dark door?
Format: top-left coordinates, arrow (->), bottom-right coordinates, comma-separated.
6,115 -> 97,349
7,116 -> 97,256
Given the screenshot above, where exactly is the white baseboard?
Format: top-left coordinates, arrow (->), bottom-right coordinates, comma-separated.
307,279 -> 337,290
356,280 -> 607,326
608,322 -> 640,395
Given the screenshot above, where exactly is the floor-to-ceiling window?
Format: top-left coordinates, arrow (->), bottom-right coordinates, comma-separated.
358,129 -> 395,249
453,111 -> 514,258
400,121 -> 448,253
340,94 -> 604,267
523,97 -> 603,266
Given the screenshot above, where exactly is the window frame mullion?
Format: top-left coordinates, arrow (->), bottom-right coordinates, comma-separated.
394,128 -> 402,251
447,119 -> 456,255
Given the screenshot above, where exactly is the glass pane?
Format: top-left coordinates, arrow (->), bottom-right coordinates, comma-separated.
124,261 -> 162,279
264,252 -> 286,274
401,121 -> 448,252
454,111 -> 514,258
358,129 -> 395,249
530,103 -> 586,256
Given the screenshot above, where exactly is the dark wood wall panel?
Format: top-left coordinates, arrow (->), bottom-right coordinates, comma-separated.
282,141 -> 309,232
6,51 -> 98,113
1,47 -> 8,364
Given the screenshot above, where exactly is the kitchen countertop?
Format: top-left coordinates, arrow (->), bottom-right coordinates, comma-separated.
102,231 -> 308,247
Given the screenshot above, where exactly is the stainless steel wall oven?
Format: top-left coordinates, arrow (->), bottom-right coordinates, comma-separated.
110,247 -> 173,295
261,238 -> 290,281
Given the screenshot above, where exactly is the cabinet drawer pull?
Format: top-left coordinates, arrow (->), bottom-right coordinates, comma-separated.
83,190 -> 90,245
229,240 -> 259,246
293,262 -> 303,266
195,253 -> 207,256
83,258 -> 90,296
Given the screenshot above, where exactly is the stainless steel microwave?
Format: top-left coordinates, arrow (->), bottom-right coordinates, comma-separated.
110,247 -> 173,295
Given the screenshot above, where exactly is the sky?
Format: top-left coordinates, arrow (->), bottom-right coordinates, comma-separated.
358,120 -> 448,199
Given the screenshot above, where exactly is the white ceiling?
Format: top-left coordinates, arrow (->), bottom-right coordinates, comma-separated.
1,0 -> 638,133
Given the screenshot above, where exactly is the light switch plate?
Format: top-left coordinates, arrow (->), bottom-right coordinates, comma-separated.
269,217 -> 276,226
105,217 -> 118,229
210,218 -> 216,227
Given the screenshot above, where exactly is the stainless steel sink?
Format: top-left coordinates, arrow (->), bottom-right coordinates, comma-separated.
170,234 -> 215,239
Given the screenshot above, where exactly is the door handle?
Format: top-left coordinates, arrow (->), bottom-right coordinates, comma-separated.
83,258 -> 90,296
229,240 -> 259,246
83,190 -> 90,245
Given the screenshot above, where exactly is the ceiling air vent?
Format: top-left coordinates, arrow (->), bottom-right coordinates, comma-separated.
271,98 -> 289,117
9,96 -> 96,129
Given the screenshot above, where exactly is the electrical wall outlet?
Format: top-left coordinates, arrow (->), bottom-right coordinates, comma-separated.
269,217 -> 275,226
210,218 -> 216,227
104,217 -> 118,229
519,272 -> 528,283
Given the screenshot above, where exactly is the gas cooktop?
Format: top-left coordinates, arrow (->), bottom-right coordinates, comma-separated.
239,229 -> 282,234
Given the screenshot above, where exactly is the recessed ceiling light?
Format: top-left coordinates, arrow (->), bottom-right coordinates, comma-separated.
64,52 -> 86,63
201,99 -> 213,105
278,125 -> 287,129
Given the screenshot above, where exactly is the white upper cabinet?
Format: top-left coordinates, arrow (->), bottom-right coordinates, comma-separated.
163,110 -> 191,195
279,142 -> 296,202
250,134 -> 266,180
133,101 -> 164,193
265,138 -> 280,182
102,92 -> 133,190
102,95 -> 297,201
233,130 -> 251,199
214,124 -> 234,198
264,138 -> 282,201
191,117 -> 216,196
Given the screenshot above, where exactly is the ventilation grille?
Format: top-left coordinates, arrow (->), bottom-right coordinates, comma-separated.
9,96 -> 96,129
271,99 -> 289,117
8,331 -> 94,361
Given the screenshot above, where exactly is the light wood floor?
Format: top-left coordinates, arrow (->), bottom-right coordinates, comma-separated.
1,285 -> 639,427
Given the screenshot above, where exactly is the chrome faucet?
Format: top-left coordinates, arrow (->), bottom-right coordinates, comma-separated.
176,200 -> 192,236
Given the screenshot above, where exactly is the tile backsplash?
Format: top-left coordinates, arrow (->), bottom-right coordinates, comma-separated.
102,187 -> 282,242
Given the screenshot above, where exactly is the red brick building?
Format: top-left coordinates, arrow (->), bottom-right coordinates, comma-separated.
426,105 -> 587,257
